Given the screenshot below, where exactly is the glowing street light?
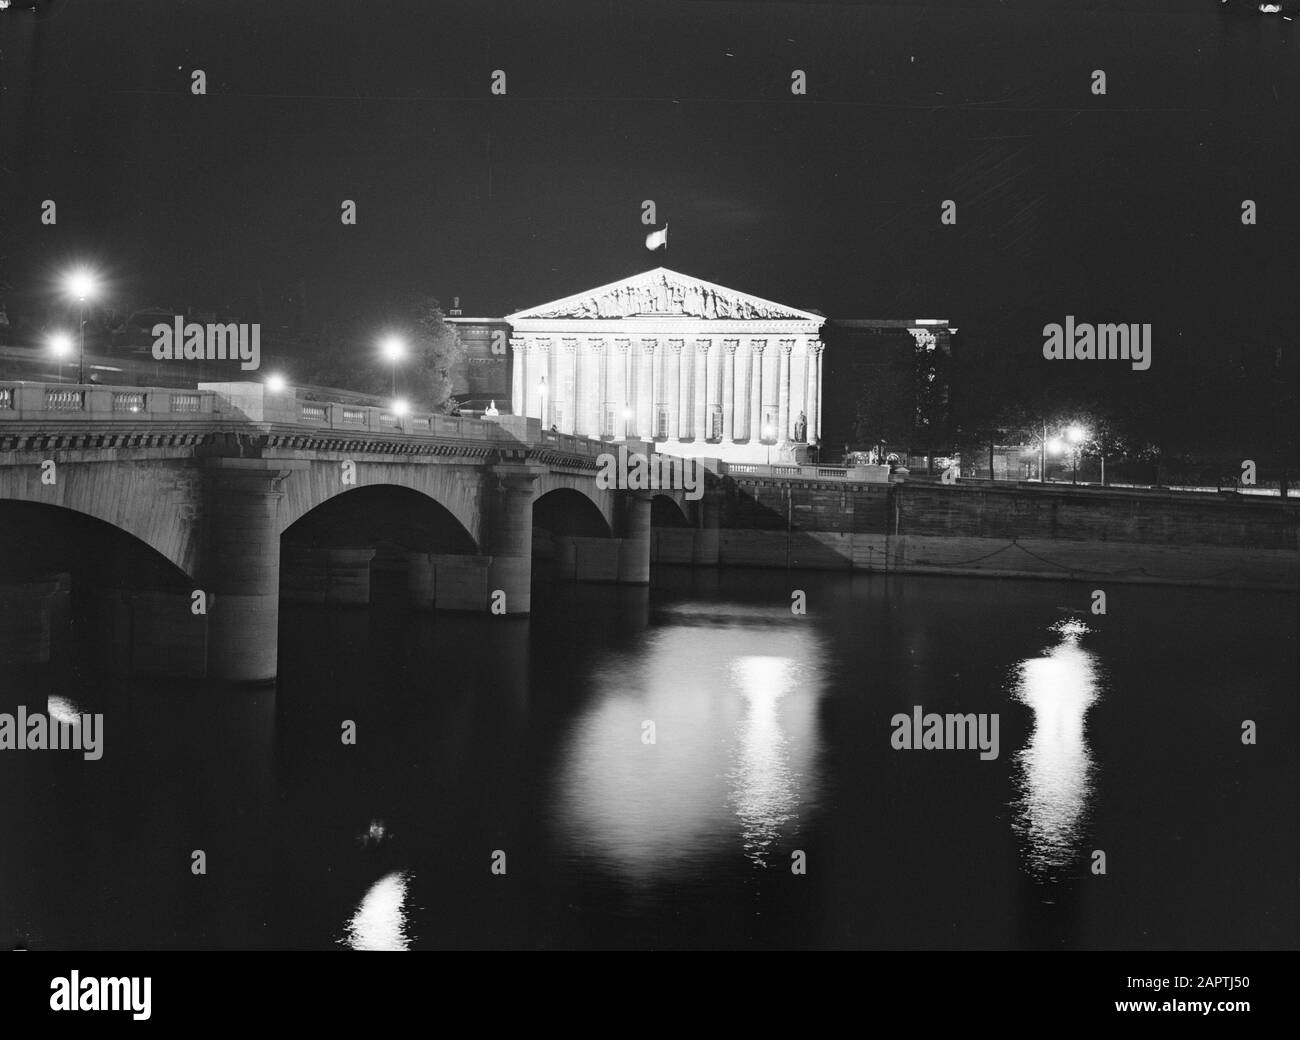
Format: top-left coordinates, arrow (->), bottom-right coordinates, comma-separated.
539,377 -> 549,428
380,335 -> 406,397
265,373 -> 288,394
763,423 -> 775,466
48,332 -> 73,383
392,397 -> 410,418
63,267 -> 99,384
623,406 -> 632,440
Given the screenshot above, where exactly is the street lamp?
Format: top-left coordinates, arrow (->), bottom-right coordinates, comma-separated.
1045,436 -> 1065,482
539,377 -> 549,429
392,397 -> 410,417
63,268 -> 98,384
48,332 -> 73,384
763,424 -> 774,465
623,406 -> 632,441
265,373 -> 287,394
380,336 -> 405,397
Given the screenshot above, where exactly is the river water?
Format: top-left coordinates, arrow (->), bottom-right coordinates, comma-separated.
3,569 -> 1296,950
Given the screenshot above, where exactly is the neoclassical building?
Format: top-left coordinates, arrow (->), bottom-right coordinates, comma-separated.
504,268 -> 826,463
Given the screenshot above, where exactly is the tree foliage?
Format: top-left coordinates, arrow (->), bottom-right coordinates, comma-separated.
304,293 -> 465,413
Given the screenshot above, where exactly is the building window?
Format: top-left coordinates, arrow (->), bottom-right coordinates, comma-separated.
603,408 -> 615,438
709,406 -> 723,441
552,406 -> 564,431
655,406 -> 669,440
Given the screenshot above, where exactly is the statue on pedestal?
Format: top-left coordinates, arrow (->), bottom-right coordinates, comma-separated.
793,411 -> 807,443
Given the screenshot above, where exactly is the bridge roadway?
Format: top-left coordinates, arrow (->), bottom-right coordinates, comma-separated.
0,380 -> 711,682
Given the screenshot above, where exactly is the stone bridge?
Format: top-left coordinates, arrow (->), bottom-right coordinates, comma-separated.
0,381 -> 709,682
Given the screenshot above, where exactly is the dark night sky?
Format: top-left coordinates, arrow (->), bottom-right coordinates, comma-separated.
2,0 -> 1297,370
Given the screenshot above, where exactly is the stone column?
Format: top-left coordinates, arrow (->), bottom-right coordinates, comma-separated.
722,339 -> 737,442
637,339 -> 655,439
815,341 -> 824,441
562,339 -> 577,435
749,339 -> 766,441
510,337 -> 526,418
487,463 -> 546,615
617,491 -> 652,585
613,339 -> 629,439
665,340 -> 680,442
693,339 -> 709,441
789,346 -> 806,441
677,340 -> 691,439
590,339 -> 606,437
777,340 -> 792,443
807,339 -> 823,445
200,458 -> 299,683
653,340 -> 665,439
535,340 -> 552,427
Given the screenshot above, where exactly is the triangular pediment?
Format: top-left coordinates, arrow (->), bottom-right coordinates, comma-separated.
505,268 -> 822,323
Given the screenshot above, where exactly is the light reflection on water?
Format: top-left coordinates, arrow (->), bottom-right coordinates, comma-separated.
553,614 -> 824,881
1010,619 -> 1102,878
728,655 -> 803,867
341,870 -> 413,951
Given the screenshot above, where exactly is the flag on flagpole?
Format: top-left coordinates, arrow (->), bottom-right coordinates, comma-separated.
645,223 -> 668,251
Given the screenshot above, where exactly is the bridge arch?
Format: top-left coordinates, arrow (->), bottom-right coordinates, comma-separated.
533,487 -> 614,539
279,483 -> 481,608
532,486 -> 617,583
281,483 -> 479,553
276,460 -> 484,547
651,493 -> 692,527
0,500 -> 199,675
0,463 -> 199,576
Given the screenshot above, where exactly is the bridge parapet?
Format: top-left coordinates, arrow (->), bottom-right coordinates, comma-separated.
0,381 -> 219,421
721,460 -> 892,483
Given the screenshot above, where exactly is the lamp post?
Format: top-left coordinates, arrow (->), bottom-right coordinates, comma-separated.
763,424 -> 774,466
1046,436 -> 1065,483
539,377 -> 549,429
64,269 -> 98,385
1066,424 -> 1088,486
48,333 -> 73,384
380,336 -> 405,398
623,406 -> 632,441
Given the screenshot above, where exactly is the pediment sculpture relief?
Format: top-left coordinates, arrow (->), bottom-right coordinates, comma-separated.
528,273 -> 797,320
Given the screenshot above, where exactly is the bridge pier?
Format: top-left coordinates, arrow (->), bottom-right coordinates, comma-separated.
0,575 -> 63,666
91,586 -> 208,679
201,459 -> 300,683
488,463 -> 547,615
282,546 -> 377,605
617,491 -> 653,585
407,552 -> 492,611
694,487 -> 723,566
